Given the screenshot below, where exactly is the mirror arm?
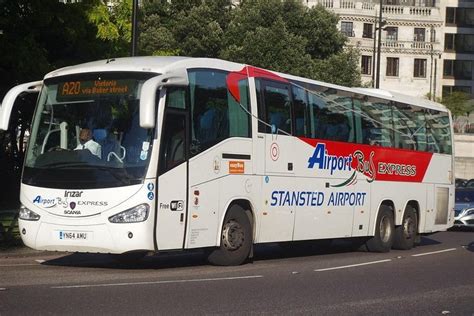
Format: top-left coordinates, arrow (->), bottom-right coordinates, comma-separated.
0,81 -> 42,131
139,68 -> 189,129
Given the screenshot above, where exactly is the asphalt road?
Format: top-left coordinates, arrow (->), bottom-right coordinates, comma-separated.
1,230 -> 473,315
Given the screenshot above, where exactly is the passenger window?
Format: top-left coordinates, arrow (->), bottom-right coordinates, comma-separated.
307,86 -> 353,142
263,82 -> 291,134
188,69 -> 250,156
426,110 -> 452,154
292,85 -> 309,137
353,96 -> 393,147
392,102 -> 417,150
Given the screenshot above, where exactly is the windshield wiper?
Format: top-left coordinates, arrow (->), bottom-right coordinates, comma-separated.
38,162 -> 92,169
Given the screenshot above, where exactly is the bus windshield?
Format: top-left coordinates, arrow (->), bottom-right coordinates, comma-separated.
23,72 -> 156,189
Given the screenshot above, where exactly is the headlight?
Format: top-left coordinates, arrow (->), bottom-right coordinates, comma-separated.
19,206 -> 40,221
109,204 -> 149,223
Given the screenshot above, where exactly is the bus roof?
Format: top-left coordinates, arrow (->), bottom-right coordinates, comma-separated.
44,56 -> 448,113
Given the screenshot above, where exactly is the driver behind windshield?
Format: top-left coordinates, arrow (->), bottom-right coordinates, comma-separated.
75,128 -> 102,159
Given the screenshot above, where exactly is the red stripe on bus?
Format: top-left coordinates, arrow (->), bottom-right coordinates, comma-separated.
299,137 -> 433,183
227,66 -> 289,102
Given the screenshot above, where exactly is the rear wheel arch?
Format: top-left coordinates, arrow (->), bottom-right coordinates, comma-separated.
366,203 -> 395,252
218,198 -> 255,243
372,200 -> 395,234
393,201 -> 419,250
404,200 -> 420,232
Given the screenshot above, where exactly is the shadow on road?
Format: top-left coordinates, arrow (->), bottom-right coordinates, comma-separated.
40,234 -> 447,270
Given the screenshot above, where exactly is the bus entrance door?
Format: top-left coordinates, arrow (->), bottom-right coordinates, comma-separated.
156,111 -> 188,250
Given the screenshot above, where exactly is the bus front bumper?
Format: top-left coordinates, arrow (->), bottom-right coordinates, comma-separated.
19,219 -> 154,254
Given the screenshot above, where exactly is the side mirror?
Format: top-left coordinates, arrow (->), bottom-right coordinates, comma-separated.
140,68 -> 189,129
0,81 -> 43,130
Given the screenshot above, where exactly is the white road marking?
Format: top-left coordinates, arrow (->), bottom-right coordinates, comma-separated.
51,275 -> 264,289
0,263 -> 39,267
314,259 -> 392,272
411,248 -> 457,257
0,259 -> 46,267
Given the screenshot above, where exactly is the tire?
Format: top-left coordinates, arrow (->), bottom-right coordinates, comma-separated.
366,206 -> 394,253
393,206 -> 418,250
207,205 -> 252,266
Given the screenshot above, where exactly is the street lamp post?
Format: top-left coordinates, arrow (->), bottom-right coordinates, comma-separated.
372,11 -> 377,88
131,0 -> 139,57
375,0 -> 383,89
429,26 -> 436,100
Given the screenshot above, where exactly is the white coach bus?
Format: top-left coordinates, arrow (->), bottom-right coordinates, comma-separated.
0,57 -> 454,265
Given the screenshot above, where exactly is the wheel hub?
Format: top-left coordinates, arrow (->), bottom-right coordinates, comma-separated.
222,220 -> 244,251
403,217 -> 415,240
379,215 -> 392,243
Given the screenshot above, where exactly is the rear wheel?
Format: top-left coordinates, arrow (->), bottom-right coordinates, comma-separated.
393,206 -> 418,250
366,206 -> 394,252
207,205 -> 252,266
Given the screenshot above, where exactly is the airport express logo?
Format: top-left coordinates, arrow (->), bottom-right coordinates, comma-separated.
307,143 -> 376,185
32,191 -> 108,215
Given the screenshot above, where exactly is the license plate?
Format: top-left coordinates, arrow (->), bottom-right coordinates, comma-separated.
57,231 -> 91,241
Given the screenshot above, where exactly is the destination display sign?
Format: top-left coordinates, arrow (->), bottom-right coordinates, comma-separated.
56,79 -> 137,101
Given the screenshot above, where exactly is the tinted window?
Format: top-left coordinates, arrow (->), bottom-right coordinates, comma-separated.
259,81 -> 292,134
292,86 -> 309,137
188,69 -> 250,155
392,102 -> 417,150
426,110 -> 452,154
352,96 -> 393,147
306,86 -> 354,142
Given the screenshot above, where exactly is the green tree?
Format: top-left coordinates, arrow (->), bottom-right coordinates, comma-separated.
139,0 -> 360,86
220,0 -> 360,86
139,0 -> 231,57
441,91 -> 471,117
220,17 -> 316,78
0,0 -> 110,97
0,0 -> 127,209
86,0 -> 133,56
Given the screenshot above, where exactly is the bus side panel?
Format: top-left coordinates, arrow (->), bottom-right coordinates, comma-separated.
290,138 -> 365,240
423,184 -> 435,233
423,154 -> 453,184
368,181 -> 427,235
185,138 -> 253,249
217,175 -> 260,244
422,154 -> 455,231
258,175 -> 295,242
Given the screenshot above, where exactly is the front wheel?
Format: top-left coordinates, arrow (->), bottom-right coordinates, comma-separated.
207,205 -> 252,266
366,206 -> 394,252
393,206 -> 418,250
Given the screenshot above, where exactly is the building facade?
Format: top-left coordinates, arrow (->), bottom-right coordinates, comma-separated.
305,0 -> 474,104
